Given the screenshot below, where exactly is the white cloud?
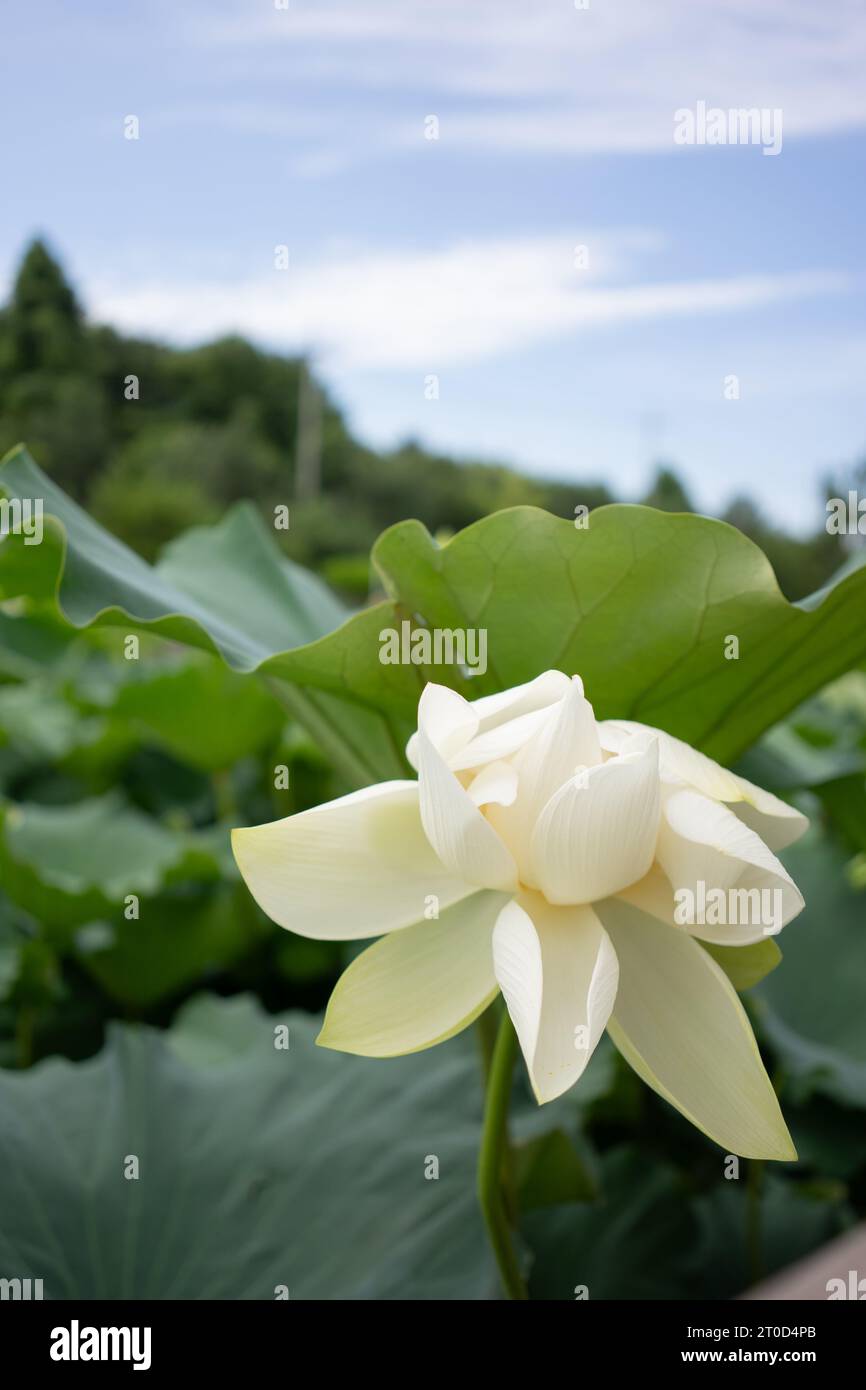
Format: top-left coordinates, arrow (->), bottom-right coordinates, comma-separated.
184,0 -> 866,158
86,234 -> 847,370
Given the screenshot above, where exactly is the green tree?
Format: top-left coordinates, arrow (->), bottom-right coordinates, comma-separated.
0,239 -> 84,375
641,465 -> 694,513
0,237 -> 853,600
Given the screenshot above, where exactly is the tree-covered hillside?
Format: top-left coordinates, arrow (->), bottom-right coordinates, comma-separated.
0,240 -> 848,598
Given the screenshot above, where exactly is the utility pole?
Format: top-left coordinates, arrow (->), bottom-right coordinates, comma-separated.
294,354 -> 323,501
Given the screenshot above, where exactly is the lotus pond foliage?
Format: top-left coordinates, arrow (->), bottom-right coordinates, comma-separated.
1,428 -> 866,1297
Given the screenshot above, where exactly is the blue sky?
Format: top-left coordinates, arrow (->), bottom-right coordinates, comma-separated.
2,0 -> 864,531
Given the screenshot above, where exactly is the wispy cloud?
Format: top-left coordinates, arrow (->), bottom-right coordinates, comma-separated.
87,234 -> 847,369
180,0 -> 866,160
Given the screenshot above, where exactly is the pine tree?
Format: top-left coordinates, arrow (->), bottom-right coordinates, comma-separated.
0,238 -> 84,376
642,465 -> 694,513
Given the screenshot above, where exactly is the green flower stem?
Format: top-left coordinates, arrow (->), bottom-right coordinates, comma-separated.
475,1001 -> 499,1083
477,1008 -> 528,1301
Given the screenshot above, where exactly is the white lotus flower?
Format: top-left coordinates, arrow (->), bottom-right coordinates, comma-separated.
232,671 -> 808,1159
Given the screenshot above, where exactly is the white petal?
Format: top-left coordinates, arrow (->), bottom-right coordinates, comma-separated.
597,896 -> 796,1160
530,734 -> 660,905
417,726 -> 518,891
728,775 -> 809,851
613,863 -> 678,924
317,890 -> 507,1056
656,788 -> 803,945
599,719 -> 808,850
448,705 -> 560,771
417,682 -> 478,759
492,894 -> 618,1103
487,675 -> 603,884
406,671 -> 570,772
519,673 -> 604,789
232,781 -> 474,940
466,760 -> 519,807
469,670 -> 573,733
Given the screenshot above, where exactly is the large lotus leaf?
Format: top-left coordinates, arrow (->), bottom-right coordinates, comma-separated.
514,1127 -> 598,1209
0,794 -> 223,935
5,448 -> 866,766
734,725 -> 865,792
0,448 -> 345,657
756,827 -> 866,1107
687,1174 -> 853,1299
0,993 -> 496,1299
112,657 -> 286,772
52,642 -> 287,775
0,610 -> 73,680
523,1147 -> 696,1300
76,884 -> 265,1008
525,1153 -> 852,1301
733,671 -> 866,791
0,672 -> 137,789
0,681 -> 83,761
362,509 -> 866,763
0,447 -> 407,783
789,1096 -> 866,1181
0,893 -> 61,1016
54,718 -> 140,789
814,775 -> 866,854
